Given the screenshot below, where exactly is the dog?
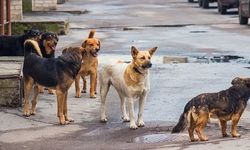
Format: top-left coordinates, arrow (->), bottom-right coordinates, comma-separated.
99,46 -> 157,129
75,30 -> 100,98
23,40 -> 84,124
172,77 -> 250,141
36,32 -> 59,94
0,28 -> 41,56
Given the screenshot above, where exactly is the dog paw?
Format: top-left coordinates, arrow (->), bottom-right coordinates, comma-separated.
66,117 -> 74,123
23,111 -> 31,117
30,111 -> 36,115
60,121 -> 70,125
190,138 -> 199,142
200,137 -> 208,141
130,123 -> 138,130
100,118 -> 108,123
75,94 -> 81,98
222,133 -> 229,137
122,116 -> 130,122
90,94 -> 96,99
232,133 -> 241,137
137,121 -> 145,127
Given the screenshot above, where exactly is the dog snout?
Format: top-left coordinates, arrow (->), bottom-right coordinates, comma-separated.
95,48 -> 100,52
147,62 -> 152,68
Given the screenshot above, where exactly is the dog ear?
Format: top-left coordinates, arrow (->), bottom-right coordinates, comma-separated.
231,77 -> 243,85
131,46 -> 139,58
98,40 -> 101,49
148,47 -> 158,56
81,40 -> 87,48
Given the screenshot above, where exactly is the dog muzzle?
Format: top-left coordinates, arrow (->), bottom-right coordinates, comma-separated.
142,63 -> 152,69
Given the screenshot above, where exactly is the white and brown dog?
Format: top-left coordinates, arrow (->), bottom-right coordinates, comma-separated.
99,46 -> 157,129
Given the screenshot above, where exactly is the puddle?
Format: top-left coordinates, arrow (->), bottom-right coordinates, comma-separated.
131,133 -> 188,144
192,55 -> 244,63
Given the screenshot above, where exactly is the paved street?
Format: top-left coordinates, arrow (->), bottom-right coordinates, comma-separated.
1,0 -> 250,149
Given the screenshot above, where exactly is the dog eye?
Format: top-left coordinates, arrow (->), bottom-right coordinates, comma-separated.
140,56 -> 145,59
90,44 -> 94,46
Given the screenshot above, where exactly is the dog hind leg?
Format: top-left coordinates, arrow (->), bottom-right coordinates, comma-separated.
81,75 -> 87,93
23,77 -> 34,117
90,72 -> 97,98
100,79 -> 111,123
31,85 -> 39,115
75,74 -> 81,98
118,92 -> 129,122
219,119 -> 229,137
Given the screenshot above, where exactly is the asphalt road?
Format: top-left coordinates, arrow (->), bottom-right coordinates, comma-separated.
1,0 -> 250,149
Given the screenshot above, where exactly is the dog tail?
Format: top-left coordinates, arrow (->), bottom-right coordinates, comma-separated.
24,39 -> 43,57
171,102 -> 191,133
88,30 -> 95,38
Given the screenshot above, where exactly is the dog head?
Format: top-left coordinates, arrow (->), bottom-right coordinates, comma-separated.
131,46 -> 157,71
24,28 -> 41,40
231,77 -> 250,87
81,30 -> 100,57
41,32 -> 59,55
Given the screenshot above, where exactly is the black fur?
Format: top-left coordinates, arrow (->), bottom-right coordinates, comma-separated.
23,44 -> 82,88
39,32 -> 58,58
0,29 -> 41,56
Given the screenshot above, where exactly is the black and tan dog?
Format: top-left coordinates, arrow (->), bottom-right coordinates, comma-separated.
23,40 -> 84,125
0,28 -> 41,56
36,32 -> 59,94
75,30 -> 100,98
172,77 -> 250,141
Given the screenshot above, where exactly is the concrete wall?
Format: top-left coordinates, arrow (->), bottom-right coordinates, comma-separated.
32,0 -> 57,11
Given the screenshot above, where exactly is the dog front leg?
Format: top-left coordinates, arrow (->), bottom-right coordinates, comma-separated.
231,113 -> 243,137
128,98 -> 137,129
75,74 -> 81,98
90,72 -> 97,98
137,92 -> 147,127
81,76 -> 87,93
219,119 -> 229,137
56,90 -> 67,125
63,91 -> 74,123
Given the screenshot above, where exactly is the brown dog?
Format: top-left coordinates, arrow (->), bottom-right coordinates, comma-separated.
172,77 -> 250,141
23,40 -> 84,124
75,30 -> 100,98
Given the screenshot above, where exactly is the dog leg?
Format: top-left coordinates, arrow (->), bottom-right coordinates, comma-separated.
188,126 -> 198,142
128,98 -> 137,129
137,92 -> 147,127
100,82 -> 110,122
48,88 -> 54,95
81,76 -> 87,93
38,86 -> 45,93
94,72 -> 97,95
219,119 -> 229,137
23,77 -> 34,117
118,93 -> 129,122
90,72 -> 97,98
56,90 -> 68,125
195,123 -> 208,141
63,91 -> 74,123
31,85 -> 39,115
75,74 -> 81,98
231,113 -> 242,137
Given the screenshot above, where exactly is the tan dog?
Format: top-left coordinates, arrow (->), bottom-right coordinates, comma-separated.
99,46 -> 157,129
75,30 -> 100,98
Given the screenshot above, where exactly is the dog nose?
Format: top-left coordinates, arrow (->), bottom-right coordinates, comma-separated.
148,63 -> 152,68
96,48 -> 100,52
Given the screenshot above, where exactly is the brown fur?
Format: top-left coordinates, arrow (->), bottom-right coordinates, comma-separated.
75,30 -> 100,98
23,45 -> 84,125
172,77 -> 250,141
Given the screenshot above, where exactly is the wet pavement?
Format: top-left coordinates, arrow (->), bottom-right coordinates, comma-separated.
1,0 -> 250,149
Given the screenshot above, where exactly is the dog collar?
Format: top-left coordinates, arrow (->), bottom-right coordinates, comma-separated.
133,67 -> 143,74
